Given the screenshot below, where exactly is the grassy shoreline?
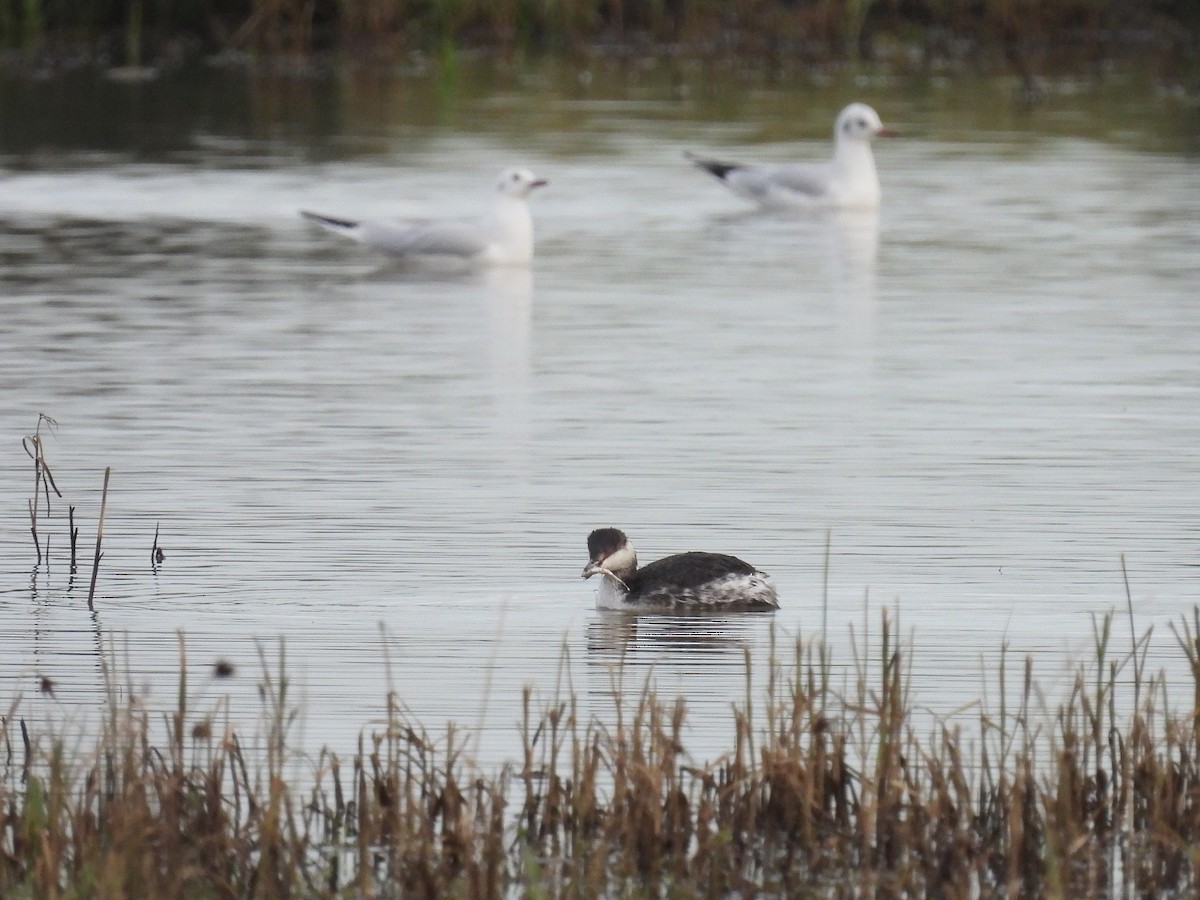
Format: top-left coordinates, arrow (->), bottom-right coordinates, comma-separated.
2,608 -> 1198,897
6,425 -> 1200,895
0,1 -> 1196,77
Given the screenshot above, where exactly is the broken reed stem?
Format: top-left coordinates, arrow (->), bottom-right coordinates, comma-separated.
26,436 -> 41,565
68,505 -> 78,574
87,466 -> 111,611
24,414 -> 63,566
27,498 -> 40,566
151,521 -> 164,571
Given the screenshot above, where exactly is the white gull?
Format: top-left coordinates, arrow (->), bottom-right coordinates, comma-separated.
301,167 -> 547,265
687,103 -> 895,210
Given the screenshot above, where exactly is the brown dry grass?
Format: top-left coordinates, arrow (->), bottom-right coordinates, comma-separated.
9,424 -> 1197,895
2,606 -> 1198,898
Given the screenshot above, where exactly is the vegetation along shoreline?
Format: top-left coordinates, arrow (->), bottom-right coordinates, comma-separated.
3,608 -> 1199,896
0,1 -> 1196,80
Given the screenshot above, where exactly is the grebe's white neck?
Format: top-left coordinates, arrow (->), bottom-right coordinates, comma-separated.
593,573 -> 632,610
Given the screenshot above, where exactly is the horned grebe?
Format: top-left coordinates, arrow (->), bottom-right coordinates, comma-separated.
582,528 -> 779,612
686,103 -> 896,209
301,167 -> 547,265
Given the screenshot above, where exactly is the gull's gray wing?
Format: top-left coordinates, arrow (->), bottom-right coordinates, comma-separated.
764,162 -> 833,198
691,153 -> 833,204
357,219 -> 490,258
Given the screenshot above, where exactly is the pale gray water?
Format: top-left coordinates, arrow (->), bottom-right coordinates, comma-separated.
1,65 -> 1198,769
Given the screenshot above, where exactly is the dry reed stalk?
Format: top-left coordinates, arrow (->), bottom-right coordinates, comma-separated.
3,610 -> 1200,895
23,414 -> 61,566
85,466 -> 111,612
67,505 -> 78,574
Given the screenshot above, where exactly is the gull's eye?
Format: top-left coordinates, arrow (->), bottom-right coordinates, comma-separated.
857,118 -> 867,129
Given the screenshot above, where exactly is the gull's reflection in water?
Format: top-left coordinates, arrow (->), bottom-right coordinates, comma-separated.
481,267 -> 533,471
706,205 -> 880,359
360,262 -> 534,471
824,208 -> 880,360
359,258 -> 534,294
480,266 -> 533,394
359,263 -> 533,381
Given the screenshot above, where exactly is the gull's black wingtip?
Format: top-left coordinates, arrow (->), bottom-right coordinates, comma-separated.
300,210 -> 359,229
684,151 -> 741,182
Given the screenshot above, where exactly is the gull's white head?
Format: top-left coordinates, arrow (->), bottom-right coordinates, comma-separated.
835,103 -> 896,143
496,167 -> 548,199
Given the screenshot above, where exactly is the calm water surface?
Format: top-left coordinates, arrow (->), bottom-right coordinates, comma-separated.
1,64 -> 1198,768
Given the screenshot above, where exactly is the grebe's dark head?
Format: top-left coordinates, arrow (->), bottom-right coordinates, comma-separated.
582,527 -> 638,581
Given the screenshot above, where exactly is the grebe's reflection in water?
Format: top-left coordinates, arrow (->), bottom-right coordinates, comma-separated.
584,612 -> 782,761
586,610 -> 774,661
